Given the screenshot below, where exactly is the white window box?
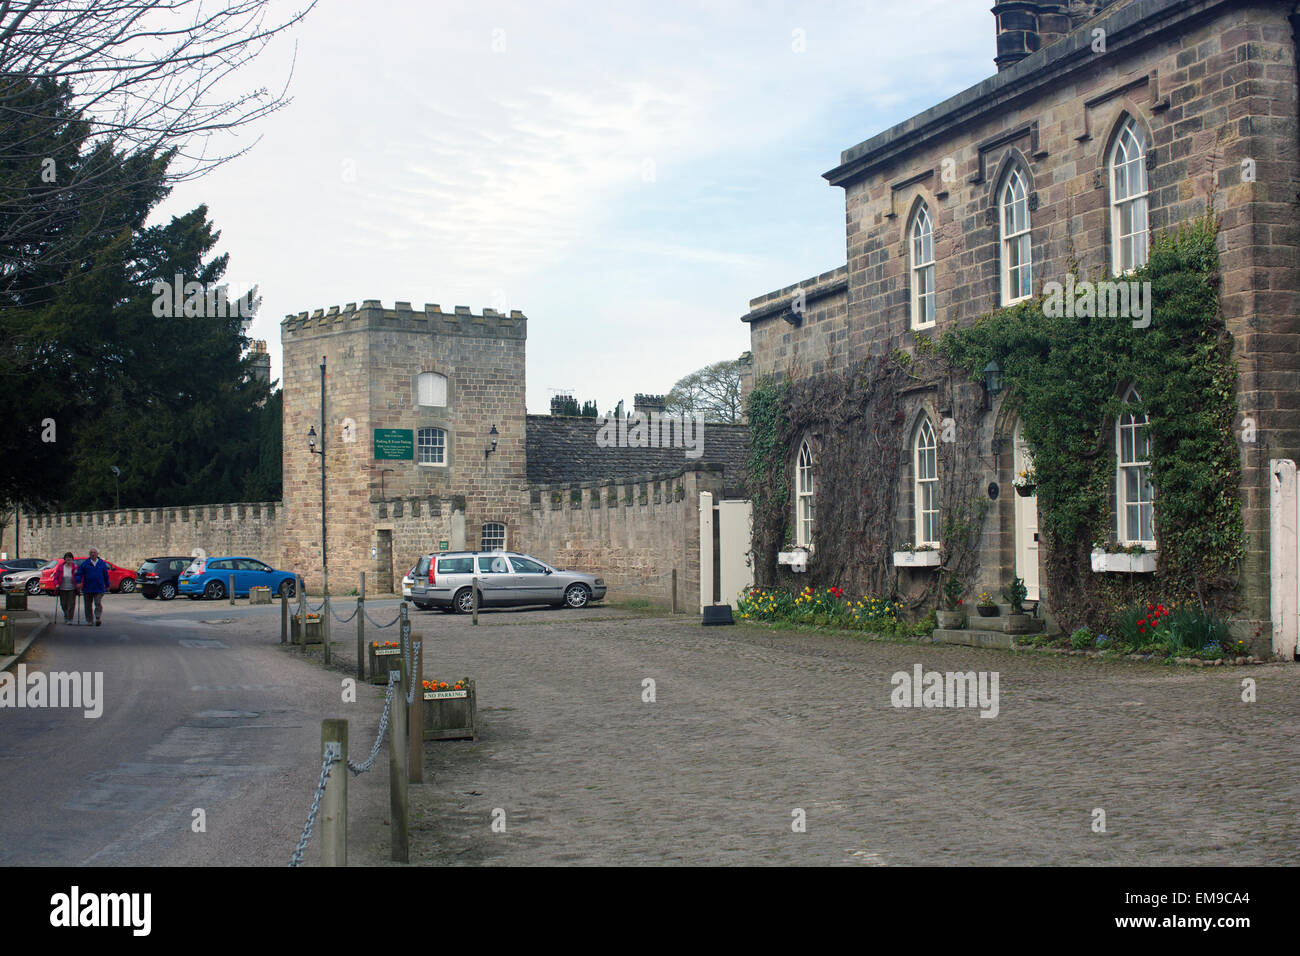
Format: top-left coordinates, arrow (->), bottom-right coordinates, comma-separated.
893,550 -> 940,568
777,550 -> 809,573
1090,549 -> 1157,573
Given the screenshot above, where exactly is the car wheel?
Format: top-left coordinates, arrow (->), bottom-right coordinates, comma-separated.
204,580 -> 225,600
564,584 -> 590,609
453,587 -> 476,614
118,577 -> 136,593
159,582 -> 177,601
278,579 -> 295,599
25,578 -> 39,595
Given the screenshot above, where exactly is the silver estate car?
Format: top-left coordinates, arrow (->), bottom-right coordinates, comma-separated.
409,551 -> 606,613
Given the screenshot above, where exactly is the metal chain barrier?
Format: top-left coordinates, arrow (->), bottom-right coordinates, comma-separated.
288,750 -> 338,867
405,642 -> 422,705
306,600 -> 325,613
332,603 -> 359,624
364,607 -> 401,628
347,670 -> 398,776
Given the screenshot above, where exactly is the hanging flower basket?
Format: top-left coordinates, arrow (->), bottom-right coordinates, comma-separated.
1014,483 -> 1036,497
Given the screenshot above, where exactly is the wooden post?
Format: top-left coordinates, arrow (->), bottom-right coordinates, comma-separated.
389,658 -> 409,863
321,718 -> 347,867
671,568 -> 678,614
297,574 -> 306,647
280,584 -> 288,644
229,574 -> 235,605
356,571 -> 365,680
471,575 -> 479,626
409,631 -> 423,784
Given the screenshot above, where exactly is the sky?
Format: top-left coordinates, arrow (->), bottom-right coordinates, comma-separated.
151,0 -> 994,415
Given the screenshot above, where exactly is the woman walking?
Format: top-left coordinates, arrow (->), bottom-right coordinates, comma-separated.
52,551 -> 78,623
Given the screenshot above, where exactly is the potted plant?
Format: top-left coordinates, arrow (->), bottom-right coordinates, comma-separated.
893,543 -> 941,567
368,639 -> 401,683
976,592 -> 998,617
935,576 -> 965,628
1003,576 -> 1033,633
1090,540 -> 1158,573
1012,465 -> 1037,497
292,612 -> 323,645
422,677 -> 477,741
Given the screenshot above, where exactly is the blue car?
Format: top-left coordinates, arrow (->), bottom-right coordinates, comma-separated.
179,556 -> 297,600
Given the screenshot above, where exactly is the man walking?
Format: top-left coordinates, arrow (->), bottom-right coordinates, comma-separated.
75,547 -> 110,627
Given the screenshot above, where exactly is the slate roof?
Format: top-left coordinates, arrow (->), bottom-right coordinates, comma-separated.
525,415 -> 751,498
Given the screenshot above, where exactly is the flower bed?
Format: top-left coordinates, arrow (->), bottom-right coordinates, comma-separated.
736,586 -> 930,637
1015,601 -> 1246,662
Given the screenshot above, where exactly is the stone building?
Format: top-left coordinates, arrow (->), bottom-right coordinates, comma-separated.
742,0 -> 1300,648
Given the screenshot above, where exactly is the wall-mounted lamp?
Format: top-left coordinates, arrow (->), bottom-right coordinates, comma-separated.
485,424 -> 499,459
307,425 -> 319,454
983,360 -> 1003,410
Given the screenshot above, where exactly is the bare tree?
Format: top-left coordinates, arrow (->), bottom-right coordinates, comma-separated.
663,359 -> 743,423
0,0 -> 316,295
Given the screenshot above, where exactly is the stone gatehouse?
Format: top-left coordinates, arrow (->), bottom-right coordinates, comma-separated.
741,0 -> 1300,648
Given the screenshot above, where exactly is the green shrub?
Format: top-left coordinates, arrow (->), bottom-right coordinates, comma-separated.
1069,626 -> 1094,649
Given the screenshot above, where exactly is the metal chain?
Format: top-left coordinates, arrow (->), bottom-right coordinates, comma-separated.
364,607 -> 401,628
306,600 -> 325,613
405,642 -> 421,705
288,750 -> 337,867
346,670 -> 398,776
332,604 -> 359,624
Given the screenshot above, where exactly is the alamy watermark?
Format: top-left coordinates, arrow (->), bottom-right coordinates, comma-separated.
890,664 -> 999,718
0,664 -> 103,718
596,412 -> 704,459
151,274 -> 259,320
1042,275 -> 1151,328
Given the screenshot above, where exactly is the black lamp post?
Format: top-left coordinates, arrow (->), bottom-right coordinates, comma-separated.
109,465 -> 120,510
485,424 -> 499,459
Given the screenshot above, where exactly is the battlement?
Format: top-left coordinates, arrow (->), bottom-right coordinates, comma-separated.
281,299 -> 527,340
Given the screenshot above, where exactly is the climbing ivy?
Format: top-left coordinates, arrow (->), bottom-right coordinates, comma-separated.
940,214 -> 1244,629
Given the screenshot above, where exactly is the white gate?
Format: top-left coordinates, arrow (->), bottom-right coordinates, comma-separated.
1269,459 -> 1298,658
699,492 -> 753,611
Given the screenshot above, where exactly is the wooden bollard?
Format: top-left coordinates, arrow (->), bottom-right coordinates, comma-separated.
409,632 -> 423,785
471,575 -> 479,626
356,571 -> 365,679
229,574 -> 235,605
672,568 -> 678,614
280,585 -> 288,644
389,659 -> 409,863
297,575 -> 307,647
321,718 -> 348,867
323,594 -> 331,665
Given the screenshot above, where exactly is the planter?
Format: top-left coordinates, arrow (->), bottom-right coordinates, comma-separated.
976,604 -> 998,617
1014,484 -> 1036,497
935,609 -> 965,629
6,590 -> 27,611
1090,549 -> 1157,573
423,679 -> 477,741
1004,613 -> 1035,634
368,641 -> 401,684
248,586 -> 272,605
893,550 -> 940,568
291,614 -> 323,645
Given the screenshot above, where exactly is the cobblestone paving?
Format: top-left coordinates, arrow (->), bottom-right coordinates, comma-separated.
368,607 -> 1300,866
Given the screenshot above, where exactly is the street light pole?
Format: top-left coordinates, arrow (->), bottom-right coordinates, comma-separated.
320,356 -> 329,664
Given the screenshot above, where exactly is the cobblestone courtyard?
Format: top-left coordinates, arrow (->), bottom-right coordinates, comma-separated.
355,608 -> 1300,866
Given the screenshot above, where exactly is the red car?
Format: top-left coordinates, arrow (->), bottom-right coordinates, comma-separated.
40,558 -> 137,594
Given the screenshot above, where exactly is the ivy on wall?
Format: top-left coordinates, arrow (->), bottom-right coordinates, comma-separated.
939,215 -> 1243,630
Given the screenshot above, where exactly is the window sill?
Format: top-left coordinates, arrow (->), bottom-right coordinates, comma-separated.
778,549 -> 810,572
417,462 -> 448,468
1090,549 -> 1157,573
893,550 -> 940,568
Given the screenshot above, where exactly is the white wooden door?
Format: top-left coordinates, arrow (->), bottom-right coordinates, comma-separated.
1013,421 -> 1040,601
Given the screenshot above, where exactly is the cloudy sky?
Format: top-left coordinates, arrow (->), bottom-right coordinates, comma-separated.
153,0 -> 993,414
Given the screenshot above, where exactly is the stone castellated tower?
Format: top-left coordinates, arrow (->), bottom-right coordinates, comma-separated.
281,300 -> 527,594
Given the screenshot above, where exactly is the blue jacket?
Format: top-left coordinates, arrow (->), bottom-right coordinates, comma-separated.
75,558 -> 110,594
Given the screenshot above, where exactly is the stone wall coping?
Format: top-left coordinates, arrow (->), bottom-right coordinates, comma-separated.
744,269 -> 849,322
27,500 -> 280,524
281,300 -> 528,337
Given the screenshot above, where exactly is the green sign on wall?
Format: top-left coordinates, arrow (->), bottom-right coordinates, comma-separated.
439,541 -> 449,551
373,428 -> 414,460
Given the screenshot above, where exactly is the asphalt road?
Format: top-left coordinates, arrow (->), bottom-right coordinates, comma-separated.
0,594 -> 403,866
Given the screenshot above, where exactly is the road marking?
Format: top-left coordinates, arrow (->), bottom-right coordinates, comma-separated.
178,639 -> 227,649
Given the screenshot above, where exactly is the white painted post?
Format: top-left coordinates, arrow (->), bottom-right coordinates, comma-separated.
1269,459 -> 1298,659
698,491 -> 714,613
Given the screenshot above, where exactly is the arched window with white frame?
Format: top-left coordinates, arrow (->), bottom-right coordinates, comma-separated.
795,440 -> 815,549
1000,165 -> 1032,305
1110,116 -> 1149,274
913,418 -> 940,547
1116,386 -> 1155,546
416,371 -> 447,407
909,202 -> 936,329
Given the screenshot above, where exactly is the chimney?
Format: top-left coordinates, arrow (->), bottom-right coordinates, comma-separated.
1036,2 -> 1071,46
247,339 -> 271,387
549,393 -> 577,416
633,393 -> 665,416
993,1 -> 1042,71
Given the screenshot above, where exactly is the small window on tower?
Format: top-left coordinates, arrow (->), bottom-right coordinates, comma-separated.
416,371 -> 447,407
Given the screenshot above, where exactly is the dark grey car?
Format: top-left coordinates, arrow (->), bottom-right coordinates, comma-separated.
409,551 -> 606,613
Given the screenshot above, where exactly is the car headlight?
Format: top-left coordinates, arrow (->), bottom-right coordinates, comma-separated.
595,579 -> 605,586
